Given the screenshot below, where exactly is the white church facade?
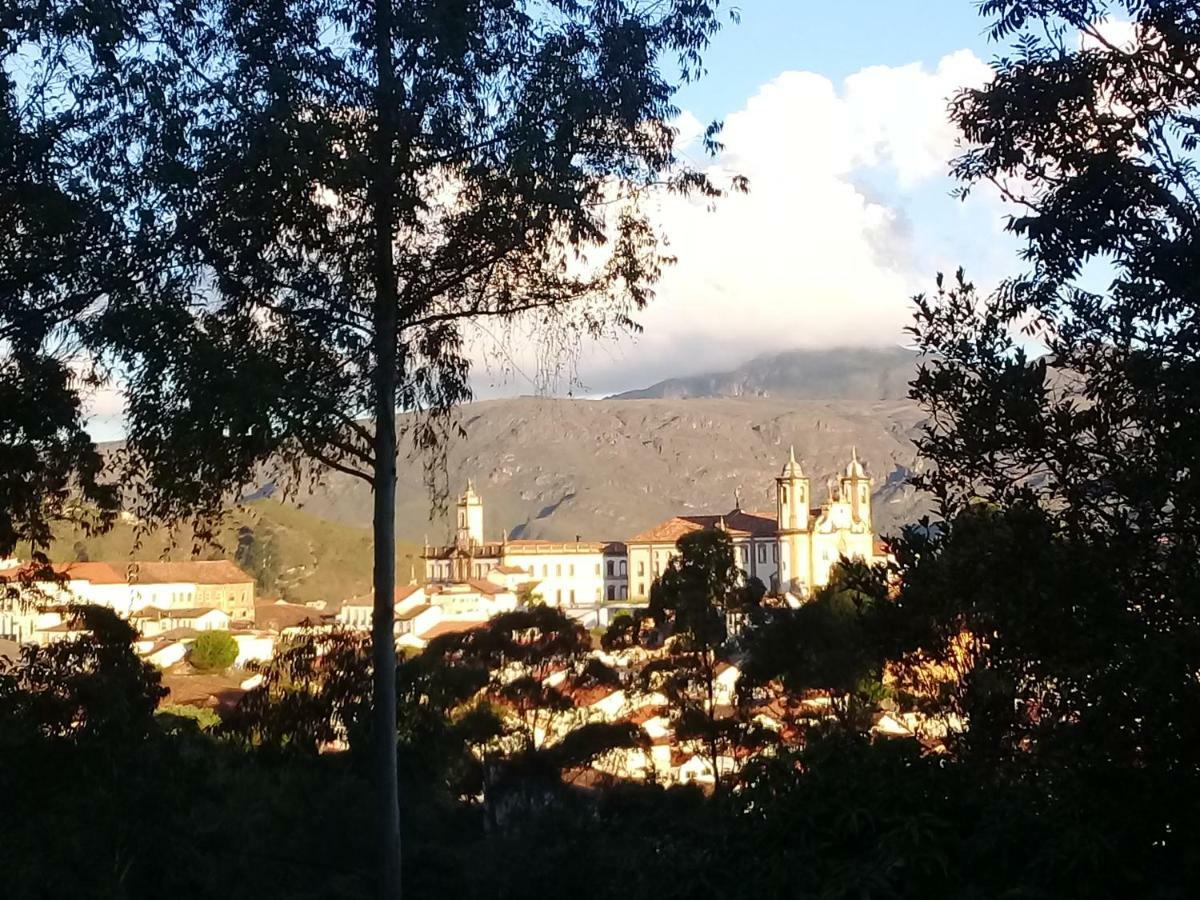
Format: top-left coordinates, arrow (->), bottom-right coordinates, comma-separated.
424,448 -> 884,611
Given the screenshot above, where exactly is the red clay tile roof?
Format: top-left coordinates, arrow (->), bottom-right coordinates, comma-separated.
493,565 -> 527,575
160,673 -> 246,710
57,561 -> 128,584
396,603 -> 433,622
0,561 -> 126,585
564,683 -> 621,707
418,619 -> 487,640
129,561 -> 252,585
254,602 -> 330,631
625,705 -> 668,725
629,509 -> 778,543
3,560 -> 253,587
466,578 -> 506,596
395,584 -> 423,602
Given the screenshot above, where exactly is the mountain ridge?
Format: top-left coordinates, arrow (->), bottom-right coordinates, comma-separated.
608,345 -> 919,402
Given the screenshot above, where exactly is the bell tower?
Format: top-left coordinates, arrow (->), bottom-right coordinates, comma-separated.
775,446 -> 810,532
455,481 -> 484,549
839,448 -> 871,526
775,446 -> 812,593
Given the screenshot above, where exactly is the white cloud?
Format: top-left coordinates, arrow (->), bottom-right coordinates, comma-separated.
472,49 -> 1007,398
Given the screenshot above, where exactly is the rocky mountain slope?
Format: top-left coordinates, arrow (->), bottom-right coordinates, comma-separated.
609,346 -> 919,402
290,392 -> 931,546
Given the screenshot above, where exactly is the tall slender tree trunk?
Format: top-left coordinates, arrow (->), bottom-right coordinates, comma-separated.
370,0 -> 402,896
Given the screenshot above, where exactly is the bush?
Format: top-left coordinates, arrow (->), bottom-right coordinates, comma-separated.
189,631 -> 238,671
156,704 -> 221,732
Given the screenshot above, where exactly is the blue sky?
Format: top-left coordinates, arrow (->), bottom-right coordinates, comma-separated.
83,1 -> 1031,435
474,0 -> 1028,399
674,1 -> 996,126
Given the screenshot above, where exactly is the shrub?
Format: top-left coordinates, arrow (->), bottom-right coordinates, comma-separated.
189,631 -> 238,671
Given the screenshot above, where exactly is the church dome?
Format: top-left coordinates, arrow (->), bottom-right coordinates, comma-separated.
780,445 -> 805,478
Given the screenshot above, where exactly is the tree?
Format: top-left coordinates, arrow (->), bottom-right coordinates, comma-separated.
516,583 -> 544,607
6,3 -> 740,893
895,1 -> 1200,892
637,529 -> 763,790
0,37 -> 120,575
235,525 -> 281,594
742,558 -> 893,733
423,605 -> 636,820
0,605 -> 165,746
189,631 -> 239,672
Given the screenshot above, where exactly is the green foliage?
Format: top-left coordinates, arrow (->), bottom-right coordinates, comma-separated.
0,606 -> 165,747
516,583 -> 543,607
157,703 -> 222,733
235,525 -> 281,593
189,631 -> 238,672
743,558 -> 893,730
46,499 -> 421,607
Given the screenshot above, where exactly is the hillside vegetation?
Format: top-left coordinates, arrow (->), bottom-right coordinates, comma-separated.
49,500 -> 421,607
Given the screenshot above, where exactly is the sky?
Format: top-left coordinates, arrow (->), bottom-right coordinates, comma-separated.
83,0 -> 1032,437
468,0 -> 1027,400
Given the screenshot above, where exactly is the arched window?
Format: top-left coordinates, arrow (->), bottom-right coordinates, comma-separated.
781,485 -> 788,505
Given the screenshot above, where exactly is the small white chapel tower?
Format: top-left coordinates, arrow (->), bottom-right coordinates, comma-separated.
455,481 -> 485,549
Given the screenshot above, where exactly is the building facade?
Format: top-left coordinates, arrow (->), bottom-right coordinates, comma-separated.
626,448 -> 882,599
423,484 -> 608,609
425,446 -> 882,611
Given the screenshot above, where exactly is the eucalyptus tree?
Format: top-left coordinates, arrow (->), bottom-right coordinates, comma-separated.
7,0 -> 738,894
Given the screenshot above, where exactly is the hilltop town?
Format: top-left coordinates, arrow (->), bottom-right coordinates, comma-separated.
0,446 -> 917,786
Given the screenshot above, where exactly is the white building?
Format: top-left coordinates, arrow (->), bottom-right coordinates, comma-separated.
0,559 -> 256,643
423,485 -> 605,610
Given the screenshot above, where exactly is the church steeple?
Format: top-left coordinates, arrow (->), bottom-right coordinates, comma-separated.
455,482 -> 484,549
839,447 -> 871,525
776,446 -> 810,533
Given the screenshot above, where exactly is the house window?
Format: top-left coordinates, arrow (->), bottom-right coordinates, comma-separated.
556,564 -> 562,577
607,561 -> 614,577
543,565 -> 549,577
638,582 -> 645,596
619,560 -> 627,577
620,586 -> 628,600
595,564 -> 601,576
595,587 -> 601,602
637,561 -> 645,576
781,485 -> 788,505
556,589 -> 562,604
570,589 -> 576,604
758,544 -> 767,563
740,546 -> 748,565
607,585 -> 615,601
569,564 -> 575,577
